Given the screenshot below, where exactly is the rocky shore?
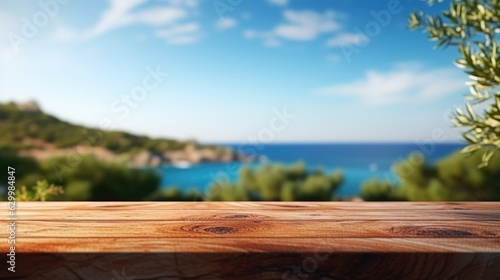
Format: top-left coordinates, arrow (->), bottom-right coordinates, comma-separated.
129,144 -> 251,167
20,140 -> 250,167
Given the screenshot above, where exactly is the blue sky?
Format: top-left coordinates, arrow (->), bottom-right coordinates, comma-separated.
0,0 -> 469,143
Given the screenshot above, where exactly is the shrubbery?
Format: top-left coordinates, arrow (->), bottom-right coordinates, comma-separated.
205,161 -> 344,201
0,153 -> 160,201
361,148 -> 500,201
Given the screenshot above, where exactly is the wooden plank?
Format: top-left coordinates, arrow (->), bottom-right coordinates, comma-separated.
4,237 -> 499,253
2,252 -> 499,280
6,209 -> 500,221
5,220 -> 499,238
1,202 -> 499,279
10,201 -> 500,210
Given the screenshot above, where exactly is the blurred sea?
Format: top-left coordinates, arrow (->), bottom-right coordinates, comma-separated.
158,143 -> 464,198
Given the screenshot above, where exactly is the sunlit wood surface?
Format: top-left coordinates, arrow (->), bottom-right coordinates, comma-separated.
1,202 -> 499,279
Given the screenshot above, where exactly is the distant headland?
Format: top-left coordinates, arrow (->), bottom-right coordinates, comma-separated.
0,100 -> 249,167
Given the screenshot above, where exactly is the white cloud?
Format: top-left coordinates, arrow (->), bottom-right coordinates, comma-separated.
264,37 -> 281,47
243,29 -> 257,39
316,64 -> 465,106
267,0 -> 289,6
275,10 -> 340,41
156,22 -> 199,37
83,1 -> 187,39
81,0 -> 201,44
133,8 -> 187,26
215,17 -> 237,31
244,29 -> 282,46
245,10 -> 341,46
155,22 -> 202,44
326,54 -> 341,62
326,33 -> 368,47
51,21 -> 78,43
163,0 -> 199,8
82,0 -> 147,39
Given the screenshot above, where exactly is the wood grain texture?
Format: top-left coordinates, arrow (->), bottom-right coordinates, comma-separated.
1,202 -> 499,279
10,238 -> 500,253
4,220 -> 499,239
8,209 -> 500,221
11,201 -> 500,210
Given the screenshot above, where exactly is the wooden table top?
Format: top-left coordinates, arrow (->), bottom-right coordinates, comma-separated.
2,201 -> 499,253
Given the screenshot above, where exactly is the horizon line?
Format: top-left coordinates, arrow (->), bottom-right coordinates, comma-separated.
202,141 -> 466,145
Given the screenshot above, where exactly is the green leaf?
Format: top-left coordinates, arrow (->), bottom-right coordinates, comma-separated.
464,133 -> 478,143
466,103 -> 477,120
461,144 -> 481,153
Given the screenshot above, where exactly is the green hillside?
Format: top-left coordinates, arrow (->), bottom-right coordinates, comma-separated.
0,101 -> 189,154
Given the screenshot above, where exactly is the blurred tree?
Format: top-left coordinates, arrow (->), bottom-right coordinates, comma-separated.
146,186 -> 204,201
409,0 -> 500,166
361,148 -> 500,201
206,161 -> 343,201
0,152 -> 162,201
0,152 -> 40,186
361,179 -> 404,201
41,156 -> 160,201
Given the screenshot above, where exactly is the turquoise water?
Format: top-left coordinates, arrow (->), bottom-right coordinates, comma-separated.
158,143 -> 464,198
